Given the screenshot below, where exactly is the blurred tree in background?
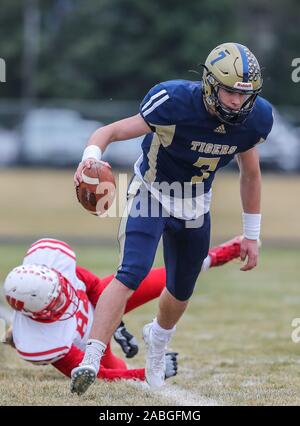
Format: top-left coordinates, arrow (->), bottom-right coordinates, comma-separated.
0,1 -> 22,98
0,0 -> 299,105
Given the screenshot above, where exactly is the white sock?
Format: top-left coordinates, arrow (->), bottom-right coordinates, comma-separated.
201,255 -> 211,272
81,339 -> 106,372
151,318 -> 176,347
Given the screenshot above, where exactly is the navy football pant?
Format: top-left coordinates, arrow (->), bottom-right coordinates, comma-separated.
115,180 -> 211,301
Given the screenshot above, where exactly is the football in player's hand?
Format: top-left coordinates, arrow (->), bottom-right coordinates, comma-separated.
76,162 -> 116,215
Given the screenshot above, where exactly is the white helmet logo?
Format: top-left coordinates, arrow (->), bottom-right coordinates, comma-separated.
233,81 -> 253,90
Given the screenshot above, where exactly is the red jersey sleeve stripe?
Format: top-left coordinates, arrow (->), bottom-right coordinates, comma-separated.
17,346 -> 69,357
28,354 -> 65,364
25,246 -> 76,261
30,239 -> 73,251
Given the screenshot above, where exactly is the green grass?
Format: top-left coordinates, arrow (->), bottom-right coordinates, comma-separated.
1,244 -> 300,405
0,169 -> 298,405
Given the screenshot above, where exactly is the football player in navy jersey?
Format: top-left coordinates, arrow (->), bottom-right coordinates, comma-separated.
71,42 -> 273,395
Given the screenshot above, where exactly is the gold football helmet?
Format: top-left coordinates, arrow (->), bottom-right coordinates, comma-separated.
202,42 -> 263,125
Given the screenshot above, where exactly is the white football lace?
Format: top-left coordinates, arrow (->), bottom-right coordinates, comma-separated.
148,346 -> 166,373
81,352 -> 100,370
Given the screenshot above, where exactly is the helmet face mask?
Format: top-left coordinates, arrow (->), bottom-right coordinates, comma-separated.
202,43 -> 263,125
4,264 -> 79,322
209,77 -> 260,125
25,274 -> 79,322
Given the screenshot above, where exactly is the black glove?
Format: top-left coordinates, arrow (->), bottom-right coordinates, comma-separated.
113,321 -> 139,358
165,352 -> 178,379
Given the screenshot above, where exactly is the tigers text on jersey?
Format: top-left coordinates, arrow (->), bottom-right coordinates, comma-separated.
12,239 -> 94,364
135,79 -> 273,219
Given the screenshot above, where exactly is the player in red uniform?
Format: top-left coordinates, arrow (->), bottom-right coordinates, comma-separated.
3,236 -> 241,382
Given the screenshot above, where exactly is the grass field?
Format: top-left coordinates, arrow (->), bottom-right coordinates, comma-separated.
0,169 -> 299,405
1,244 -> 300,406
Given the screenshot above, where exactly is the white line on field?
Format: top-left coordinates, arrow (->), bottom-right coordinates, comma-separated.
128,380 -> 220,406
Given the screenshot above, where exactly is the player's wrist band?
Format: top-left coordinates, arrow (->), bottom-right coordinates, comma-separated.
82,145 -> 102,162
242,212 -> 261,240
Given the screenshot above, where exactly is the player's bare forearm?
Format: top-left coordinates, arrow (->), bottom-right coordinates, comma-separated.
240,171 -> 261,213
237,148 -> 261,271
74,114 -> 150,185
237,147 -> 261,214
87,113 -> 151,153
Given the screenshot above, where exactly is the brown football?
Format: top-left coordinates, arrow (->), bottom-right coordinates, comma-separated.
76,162 -> 116,215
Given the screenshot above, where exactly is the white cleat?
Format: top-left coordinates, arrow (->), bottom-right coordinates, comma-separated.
70,365 -> 97,396
143,323 -> 167,389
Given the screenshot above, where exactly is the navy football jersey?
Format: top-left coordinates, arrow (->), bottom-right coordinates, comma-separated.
137,80 -> 273,195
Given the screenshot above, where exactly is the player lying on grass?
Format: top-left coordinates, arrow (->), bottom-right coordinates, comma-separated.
3,236 -> 241,382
